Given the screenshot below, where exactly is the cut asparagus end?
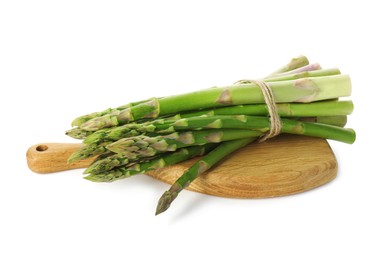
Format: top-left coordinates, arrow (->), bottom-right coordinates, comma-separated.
267,55 -> 309,77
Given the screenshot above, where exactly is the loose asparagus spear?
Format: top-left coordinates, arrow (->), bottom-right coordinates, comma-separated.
155,137 -> 257,215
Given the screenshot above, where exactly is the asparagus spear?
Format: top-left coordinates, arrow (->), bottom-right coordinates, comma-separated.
71,98 -> 161,127
309,115 -> 347,127
79,74 -> 352,131
67,142 -> 109,163
66,99 -> 352,141
179,100 -> 353,118
65,128 -> 93,140
107,116 -> 356,158
155,137 -> 257,215
84,144 -> 217,182
84,154 -> 135,174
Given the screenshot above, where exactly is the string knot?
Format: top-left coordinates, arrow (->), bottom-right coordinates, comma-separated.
235,79 -> 281,142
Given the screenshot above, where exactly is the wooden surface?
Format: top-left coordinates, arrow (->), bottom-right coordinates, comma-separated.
26,143 -> 96,173
26,135 -> 337,198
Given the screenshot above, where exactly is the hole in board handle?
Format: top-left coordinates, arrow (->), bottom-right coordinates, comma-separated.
36,145 -> 48,152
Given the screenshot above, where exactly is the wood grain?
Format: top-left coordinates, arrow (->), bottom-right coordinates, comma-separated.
26,143 -> 95,173
26,135 -> 337,198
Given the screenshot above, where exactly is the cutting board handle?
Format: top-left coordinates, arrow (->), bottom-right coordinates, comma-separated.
26,143 -> 93,173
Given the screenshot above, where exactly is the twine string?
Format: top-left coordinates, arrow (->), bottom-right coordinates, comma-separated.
235,79 -> 281,142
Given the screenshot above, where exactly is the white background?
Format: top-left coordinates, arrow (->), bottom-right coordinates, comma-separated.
1,1 -> 389,259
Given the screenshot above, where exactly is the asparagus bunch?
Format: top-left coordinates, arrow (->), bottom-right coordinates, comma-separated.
66,55 -> 355,215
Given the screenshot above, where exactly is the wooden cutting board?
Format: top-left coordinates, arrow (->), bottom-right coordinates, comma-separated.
26,134 -> 337,198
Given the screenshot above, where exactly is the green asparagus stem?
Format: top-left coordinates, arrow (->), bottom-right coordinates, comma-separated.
180,100 -> 353,118
107,115 -> 355,151
79,74 -> 352,131
155,137 -> 257,215
84,144 -> 217,182
313,115 -> 347,127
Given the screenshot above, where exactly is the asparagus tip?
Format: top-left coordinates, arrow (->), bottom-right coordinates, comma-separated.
71,120 -> 80,127
155,190 -> 177,215
83,174 -> 101,182
83,161 -> 102,174
65,128 -> 89,139
80,118 -> 105,131
67,146 -> 94,163
67,153 -> 80,164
